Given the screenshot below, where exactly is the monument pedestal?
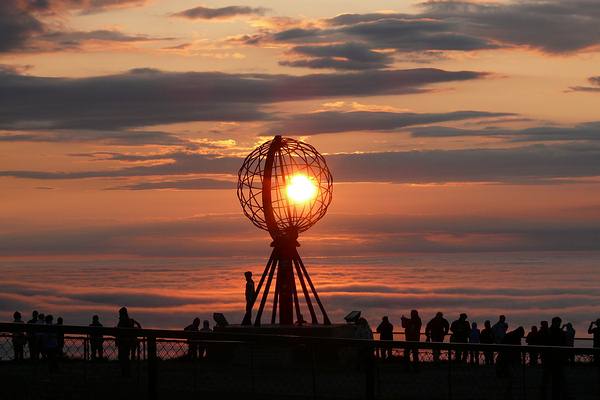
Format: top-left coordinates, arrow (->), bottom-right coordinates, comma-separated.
214,323 -> 356,338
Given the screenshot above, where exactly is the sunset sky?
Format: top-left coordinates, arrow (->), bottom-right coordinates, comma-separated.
1,0 -> 600,259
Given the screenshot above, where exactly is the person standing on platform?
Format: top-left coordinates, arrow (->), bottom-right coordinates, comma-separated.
184,318 -> 201,359
27,310 -> 39,360
450,313 -> 470,362
89,315 -> 104,360
242,271 -> 255,325
12,312 -> 25,361
426,312 -> 449,362
480,320 -> 495,365
526,325 -> 540,366
492,315 -> 509,344
401,310 -> 422,368
376,316 -> 394,359
588,318 -> 600,365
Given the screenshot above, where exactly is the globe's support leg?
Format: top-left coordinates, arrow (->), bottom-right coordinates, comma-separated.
296,252 -> 331,325
292,257 -> 318,324
290,266 -> 303,324
251,243 -> 331,326
254,252 -> 277,326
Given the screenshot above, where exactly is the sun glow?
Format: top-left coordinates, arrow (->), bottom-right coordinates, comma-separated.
286,174 -> 317,204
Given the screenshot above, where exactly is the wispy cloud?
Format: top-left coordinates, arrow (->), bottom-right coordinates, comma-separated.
172,5 -> 268,20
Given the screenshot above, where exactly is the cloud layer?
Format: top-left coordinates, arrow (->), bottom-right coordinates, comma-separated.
239,1 -> 600,70
0,67 -> 485,129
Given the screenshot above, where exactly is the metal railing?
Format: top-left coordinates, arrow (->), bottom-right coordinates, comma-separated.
0,323 -> 598,400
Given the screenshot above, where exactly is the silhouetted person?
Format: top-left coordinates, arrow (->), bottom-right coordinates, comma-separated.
588,318 -> 600,364
539,321 -> 550,344
27,310 -> 39,360
36,313 -> 45,359
496,326 -> 525,387
526,325 -> 540,365
541,317 -> 567,400
468,322 -> 481,365
43,315 -> 59,372
562,322 -> 575,363
492,315 -> 508,344
184,317 -> 201,359
12,311 -> 25,361
199,320 -> 211,359
376,316 -> 393,359
401,310 -> 421,368
117,307 -> 137,377
480,320 -> 495,365
450,313 -> 470,362
56,317 -> 64,357
241,271 -> 255,325
425,312 -> 449,362
89,315 -> 104,360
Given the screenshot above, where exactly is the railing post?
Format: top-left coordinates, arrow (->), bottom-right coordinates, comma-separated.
147,335 -> 158,400
521,350 -> 527,400
311,343 -> 317,400
365,341 -> 375,400
447,343 -> 452,400
249,342 -> 256,398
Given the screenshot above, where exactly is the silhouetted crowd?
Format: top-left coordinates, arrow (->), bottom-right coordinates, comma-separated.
8,308 -> 600,377
356,311 -> 600,366
9,307 -> 214,377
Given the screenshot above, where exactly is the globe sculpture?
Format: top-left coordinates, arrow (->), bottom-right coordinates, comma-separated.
237,135 -> 333,326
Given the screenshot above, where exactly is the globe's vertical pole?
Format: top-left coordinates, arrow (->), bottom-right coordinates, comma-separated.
276,237 -> 296,325
262,135 -> 294,325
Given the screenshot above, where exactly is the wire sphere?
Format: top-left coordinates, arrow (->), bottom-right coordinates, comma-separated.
237,136 -> 333,237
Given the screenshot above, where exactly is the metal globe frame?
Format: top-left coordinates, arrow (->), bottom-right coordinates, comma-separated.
237,135 -> 333,326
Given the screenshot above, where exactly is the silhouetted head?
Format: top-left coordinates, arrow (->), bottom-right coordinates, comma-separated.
31,310 -> 38,320
551,317 -> 562,329
57,317 -> 63,325
193,317 -> 200,327
541,321 -> 548,329
92,315 -> 99,323
484,320 -> 491,329
436,312 -> 443,318
38,313 -> 45,321
411,310 -> 419,318
471,322 -> 477,329
203,320 -> 209,329
119,307 -> 129,320
244,271 -> 252,280
565,323 -> 572,329
382,316 -> 389,322
531,326 -> 538,333
499,315 -> 506,323
45,315 -> 53,324
357,317 -> 369,327
596,318 -> 600,326
460,313 -> 467,321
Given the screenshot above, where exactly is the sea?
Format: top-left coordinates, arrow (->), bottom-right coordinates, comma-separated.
1,251 -> 598,344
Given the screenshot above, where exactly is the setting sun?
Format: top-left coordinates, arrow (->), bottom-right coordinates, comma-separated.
286,174 -> 317,204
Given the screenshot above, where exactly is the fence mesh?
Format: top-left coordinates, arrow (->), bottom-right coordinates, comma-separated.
0,331 -> 598,400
